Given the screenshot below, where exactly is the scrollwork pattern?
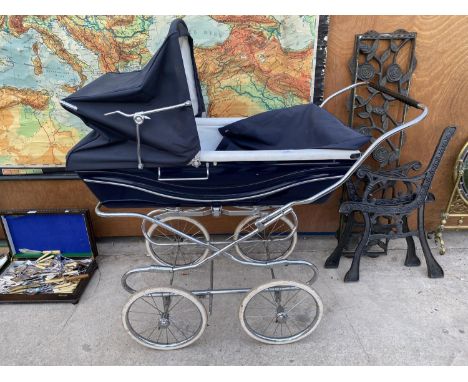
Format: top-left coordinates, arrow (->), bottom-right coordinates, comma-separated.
348,30 -> 417,167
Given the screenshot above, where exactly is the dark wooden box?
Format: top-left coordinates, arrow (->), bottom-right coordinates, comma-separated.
0,209 -> 98,304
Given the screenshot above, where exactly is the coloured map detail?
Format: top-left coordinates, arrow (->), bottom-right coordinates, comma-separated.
0,15 -> 318,167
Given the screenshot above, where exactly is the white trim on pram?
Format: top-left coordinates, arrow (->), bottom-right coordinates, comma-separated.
194,117 -> 361,162
179,36 -> 200,116
85,174 -> 343,204
199,149 -> 360,163
196,117 -> 242,150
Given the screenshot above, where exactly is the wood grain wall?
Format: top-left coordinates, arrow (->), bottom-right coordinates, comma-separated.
0,15 -> 467,237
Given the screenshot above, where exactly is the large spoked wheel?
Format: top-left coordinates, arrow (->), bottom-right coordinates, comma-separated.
122,287 -> 207,350
145,216 -> 210,266
234,215 -> 297,262
239,280 -> 323,345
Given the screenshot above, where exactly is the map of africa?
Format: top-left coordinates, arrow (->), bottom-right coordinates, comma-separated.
0,15 -> 319,167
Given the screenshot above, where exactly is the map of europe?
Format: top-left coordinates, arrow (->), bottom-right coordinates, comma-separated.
0,15 -> 319,167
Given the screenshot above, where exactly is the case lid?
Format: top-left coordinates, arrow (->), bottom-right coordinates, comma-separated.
0,209 -> 97,259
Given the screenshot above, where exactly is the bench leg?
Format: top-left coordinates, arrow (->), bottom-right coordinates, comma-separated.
403,215 -> 420,267
418,206 -> 444,278
344,213 -> 371,282
325,212 -> 354,269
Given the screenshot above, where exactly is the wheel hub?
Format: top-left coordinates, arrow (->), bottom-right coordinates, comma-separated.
159,316 -> 170,328
276,311 -> 288,324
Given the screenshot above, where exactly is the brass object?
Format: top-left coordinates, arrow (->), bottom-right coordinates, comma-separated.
435,142 -> 468,254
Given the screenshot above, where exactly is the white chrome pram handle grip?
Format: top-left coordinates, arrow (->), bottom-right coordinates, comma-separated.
256,101 -> 429,231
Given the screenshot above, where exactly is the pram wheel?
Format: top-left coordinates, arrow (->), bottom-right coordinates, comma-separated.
239,280 -> 323,345
234,215 -> 297,262
122,286 -> 207,350
145,216 -> 210,266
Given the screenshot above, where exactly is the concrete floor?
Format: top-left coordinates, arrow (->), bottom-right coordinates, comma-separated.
0,232 -> 467,365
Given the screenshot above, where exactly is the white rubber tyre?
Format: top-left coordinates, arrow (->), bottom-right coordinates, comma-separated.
122,286 -> 207,350
239,280 -> 323,345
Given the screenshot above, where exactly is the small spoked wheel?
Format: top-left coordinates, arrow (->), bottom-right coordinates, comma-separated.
145,216 -> 210,266
239,280 -> 323,345
234,215 -> 297,262
122,287 -> 207,350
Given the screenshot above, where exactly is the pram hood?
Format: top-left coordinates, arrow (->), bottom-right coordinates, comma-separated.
62,18 -> 369,172
62,18 -> 205,171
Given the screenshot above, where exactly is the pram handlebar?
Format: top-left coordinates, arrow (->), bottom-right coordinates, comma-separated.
256,89 -> 429,231
368,82 -> 423,109
320,81 -> 423,109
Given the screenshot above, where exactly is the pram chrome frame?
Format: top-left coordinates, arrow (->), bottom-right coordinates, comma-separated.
92,82 -> 428,349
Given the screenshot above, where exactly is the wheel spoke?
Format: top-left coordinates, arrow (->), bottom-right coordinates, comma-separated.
258,292 -> 278,307
269,219 -> 280,238
141,297 -> 164,314
139,324 -> 159,336
156,328 -> 163,343
168,308 -> 199,315
262,316 -> 276,334
283,288 -> 302,307
286,295 -> 311,314
167,326 -> 179,343
272,322 -> 279,336
170,319 -> 190,341
289,316 -> 309,330
268,288 -> 278,305
245,314 -> 273,319
150,293 -> 163,313
168,295 -> 184,313
174,247 -> 180,265
147,324 -> 159,340
182,220 -> 188,235
287,319 -> 303,334
129,310 -> 160,315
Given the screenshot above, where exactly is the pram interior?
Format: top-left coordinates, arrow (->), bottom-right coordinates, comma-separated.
61,19 -> 365,208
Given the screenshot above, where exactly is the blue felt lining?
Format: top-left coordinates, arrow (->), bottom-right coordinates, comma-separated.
2,213 -> 91,254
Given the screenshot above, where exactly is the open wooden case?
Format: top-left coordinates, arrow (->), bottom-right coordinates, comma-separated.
0,209 -> 98,304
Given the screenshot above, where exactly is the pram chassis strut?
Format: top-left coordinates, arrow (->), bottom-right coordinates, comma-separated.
94,82 -> 428,350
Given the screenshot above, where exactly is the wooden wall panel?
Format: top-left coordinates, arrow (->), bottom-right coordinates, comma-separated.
0,16 -> 467,237
323,16 -> 468,233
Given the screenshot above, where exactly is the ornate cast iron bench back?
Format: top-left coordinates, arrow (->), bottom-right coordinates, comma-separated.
335,30 -> 418,260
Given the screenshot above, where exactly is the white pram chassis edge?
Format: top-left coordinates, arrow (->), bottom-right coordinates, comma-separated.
94,82 -> 429,350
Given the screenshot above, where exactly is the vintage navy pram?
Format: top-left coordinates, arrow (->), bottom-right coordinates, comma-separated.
61,19 -> 428,350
